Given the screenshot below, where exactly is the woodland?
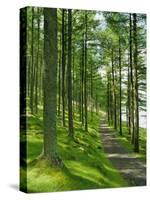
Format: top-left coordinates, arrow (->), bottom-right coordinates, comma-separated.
20,7 -> 146,192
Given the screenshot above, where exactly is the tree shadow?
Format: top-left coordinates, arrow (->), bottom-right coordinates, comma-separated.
62,164 -> 101,189
8,184 -> 19,191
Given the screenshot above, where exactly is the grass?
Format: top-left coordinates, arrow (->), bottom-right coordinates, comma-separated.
20,110 -> 128,193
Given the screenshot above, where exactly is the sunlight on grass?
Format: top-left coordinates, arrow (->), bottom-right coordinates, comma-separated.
21,110 -> 128,192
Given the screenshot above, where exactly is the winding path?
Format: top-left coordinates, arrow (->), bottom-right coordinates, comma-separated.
100,119 -> 146,186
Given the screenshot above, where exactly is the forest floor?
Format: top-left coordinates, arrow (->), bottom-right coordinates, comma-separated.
100,119 -> 146,186
21,111 -> 129,192
20,110 -> 146,192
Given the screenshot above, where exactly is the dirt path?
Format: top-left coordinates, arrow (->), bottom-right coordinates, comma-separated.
100,120 -> 146,186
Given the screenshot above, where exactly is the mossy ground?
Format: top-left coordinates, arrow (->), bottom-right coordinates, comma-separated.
20,110 -> 128,193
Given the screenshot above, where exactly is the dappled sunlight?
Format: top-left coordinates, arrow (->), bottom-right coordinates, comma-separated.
64,160 -> 103,185
100,120 -> 146,186
23,111 -> 129,192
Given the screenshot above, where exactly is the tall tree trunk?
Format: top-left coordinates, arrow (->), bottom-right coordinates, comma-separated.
90,64 -> 93,121
62,9 -> 66,126
67,9 -> 74,137
79,54 -> 82,121
119,37 -> 122,135
133,13 -> 139,152
30,7 -> 34,114
35,8 -> 40,114
27,57 -> 31,98
81,38 -> 85,126
72,50 -> 75,117
109,73 -> 113,124
114,61 -> 118,129
130,14 -> 135,144
57,47 -> 61,116
39,54 -> 43,104
84,11 -> 88,131
43,8 -> 61,166
107,73 -> 110,123
111,48 -> 117,129
127,53 -> 131,134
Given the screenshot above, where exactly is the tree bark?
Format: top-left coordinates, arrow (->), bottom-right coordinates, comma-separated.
43,8 -> 61,166
81,37 -> 85,126
35,8 -> 40,114
30,7 -> 34,114
127,53 -> 131,134
90,64 -> 93,121
67,9 -> 74,137
84,11 -> 88,131
119,37 -> 122,135
111,48 -> 117,129
72,50 -> 75,117
57,47 -> 61,116
79,54 -> 82,121
109,73 -> 113,124
61,9 -> 66,126
129,14 -> 135,144
133,13 -> 139,152
107,73 -> 110,123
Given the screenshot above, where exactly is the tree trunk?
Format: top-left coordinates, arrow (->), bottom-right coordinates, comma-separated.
67,9 -> 74,137
129,14 -> 135,144
109,73 -> 113,124
127,52 -> 131,135
57,47 -> 61,116
81,37 -> 85,126
30,7 -> 34,114
119,37 -> 122,135
111,48 -> 117,129
35,8 -> 40,114
133,13 -> 139,152
107,73 -> 110,123
39,54 -> 43,104
84,11 -> 88,131
79,55 -> 82,121
72,50 -> 75,117
61,9 -> 66,126
43,8 -> 61,166
90,64 -> 93,121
